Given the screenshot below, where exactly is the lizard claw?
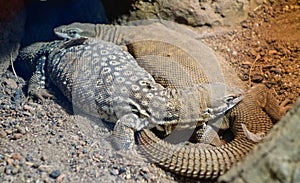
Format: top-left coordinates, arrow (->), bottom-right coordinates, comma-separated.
241,123 -> 265,142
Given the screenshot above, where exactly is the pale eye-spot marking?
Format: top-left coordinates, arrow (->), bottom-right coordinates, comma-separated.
105,75 -> 113,83
96,79 -> 104,87
130,76 -> 138,81
100,49 -> 109,55
116,77 -> 125,83
139,80 -> 147,86
108,55 -> 117,60
131,85 -> 140,91
120,87 -> 128,93
124,70 -> 132,76
134,93 -> 142,99
101,67 -> 111,74
82,50 -> 92,57
146,93 -> 154,98
101,57 -> 108,62
160,91 -> 167,96
141,100 -> 149,106
92,57 -> 100,65
109,60 -> 120,66
142,88 -> 149,93
113,72 -> 120,76
100,62 -> 108,67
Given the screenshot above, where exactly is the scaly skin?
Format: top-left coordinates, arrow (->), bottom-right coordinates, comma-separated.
137,84 -> 282,179
18,38 -> 242,151
53,22 -> 288,179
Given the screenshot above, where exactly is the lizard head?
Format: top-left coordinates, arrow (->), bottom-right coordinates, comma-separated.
173,83 -> 245,122
202,84 -> 244,119
54,22 -> 97,39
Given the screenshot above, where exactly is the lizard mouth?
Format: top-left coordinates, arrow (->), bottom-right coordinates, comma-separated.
207,93 -> 244,117
53,30 -> 69,39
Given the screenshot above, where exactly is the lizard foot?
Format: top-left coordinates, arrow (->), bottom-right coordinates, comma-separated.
106,127 -> 142,160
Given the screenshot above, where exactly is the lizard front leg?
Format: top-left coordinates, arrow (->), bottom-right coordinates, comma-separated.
28,55 -> 53,101
106,113 -> 149,152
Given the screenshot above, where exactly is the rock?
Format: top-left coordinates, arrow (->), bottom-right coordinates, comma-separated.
251,72 -> 264,83
107,0 -> 264,27
11,153 -> 21,161
56,174 -> 66,182
0,130 -> 7,138
11,133 -> 23,140
49,169 -> 61,179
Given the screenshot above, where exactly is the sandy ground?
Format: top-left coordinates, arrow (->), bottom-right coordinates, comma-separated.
0,0 -> 299,182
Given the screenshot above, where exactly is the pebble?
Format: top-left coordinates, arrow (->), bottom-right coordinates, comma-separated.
11,153 -> 21,161
251,73 -> 264,83
49,169 -> 61,179
56,174 -> 66,182
232,50 -> 238,56
12,167 -> 19,175
270,67 -> 281,74
16,126 -> 26,134
25,154 -> 33,162
23,104 -> 35,112
0,130 -> 7,138
5,167 -> 12,175
11,133 -> 23,140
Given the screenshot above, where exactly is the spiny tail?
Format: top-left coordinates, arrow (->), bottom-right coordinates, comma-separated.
136,129 -> 255,179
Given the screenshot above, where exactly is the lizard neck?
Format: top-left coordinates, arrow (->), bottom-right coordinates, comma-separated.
94,24 -> 123,44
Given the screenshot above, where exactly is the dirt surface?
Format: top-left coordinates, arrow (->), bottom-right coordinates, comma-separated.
0,0 -> 299,182
200,0 -> 300,104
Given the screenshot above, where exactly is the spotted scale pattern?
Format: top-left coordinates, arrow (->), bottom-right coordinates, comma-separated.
46,39 -> 192,129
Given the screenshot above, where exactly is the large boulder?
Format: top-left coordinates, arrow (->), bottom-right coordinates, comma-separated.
219,98 -> 300,182
0,0 -> 26,75
105,0 -> 264,27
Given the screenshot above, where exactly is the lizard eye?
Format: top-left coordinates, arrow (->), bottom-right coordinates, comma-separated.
67,29 -> 80,38
224,96 -> 234,104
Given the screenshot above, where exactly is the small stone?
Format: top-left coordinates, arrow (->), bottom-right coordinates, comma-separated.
16,126 -> 26,134
23,104 -> 35,112
56,174 -> 65,182
25,154 -> 33,162
49,169 -> 61,179
48,138 -> 55,144
270,67 -> 281,74
5,129 -> 13,135
268,49 -> 278,54
251,73 -> 264,83
109,168 -> 119,176
12,167 -> 19,175
119,166 -> 126,174
41,156 -> 47,161
232,50 -> 237,56
50,130 -> 56,135
5,167 -> 12,175
6,158 -> 13,166
11,133 -> 23,140
0,130 -> 7,138
11,153 -> 21,161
